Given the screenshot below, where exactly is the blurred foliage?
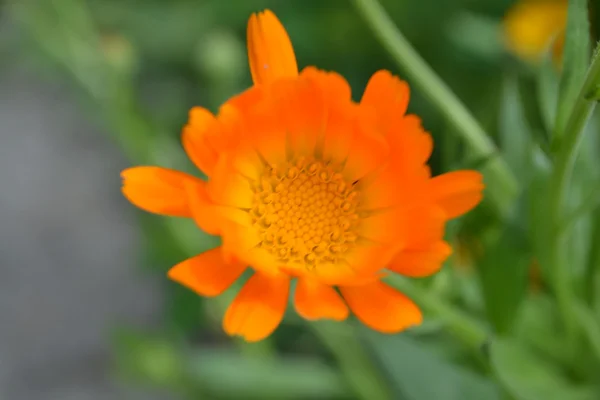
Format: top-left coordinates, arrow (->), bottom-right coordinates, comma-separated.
5,0 -> 600,399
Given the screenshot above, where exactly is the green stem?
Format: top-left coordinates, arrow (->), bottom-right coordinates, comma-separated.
549,42 -> 600,348
352,0 -> 518,214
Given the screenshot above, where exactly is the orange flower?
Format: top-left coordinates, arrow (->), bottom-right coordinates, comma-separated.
503,0 -> 567,62
121,10 -> 484,342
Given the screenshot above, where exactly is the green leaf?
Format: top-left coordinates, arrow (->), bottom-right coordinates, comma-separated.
517,75 -> 551,151
362,331 -> 501,400
112,329 -> 187,390
310,321 -> 392,400
113,329 -> 350,399
499,75 -> 532,178
446,12 -> 504,61
478,221 -> 531,334
586,210 -> 600,310
554,0 -> 591,140
573,302 -> 600,362
513,295 -> 570,365
536,54 -> 560,134
527,155 -> 553,280
584,84 -> 600,100
489,338 -> 597,400
189,348 -> 350,399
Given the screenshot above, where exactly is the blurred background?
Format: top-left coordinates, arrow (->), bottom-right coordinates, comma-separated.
1,0 -> 599,399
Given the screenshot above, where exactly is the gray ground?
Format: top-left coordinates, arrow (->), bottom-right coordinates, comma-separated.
0,67 -> 173,399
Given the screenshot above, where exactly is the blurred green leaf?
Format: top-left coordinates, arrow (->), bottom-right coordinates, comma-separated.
189,348 -> 350,399
113,329 -> 349,399
479,221 -> 530,334
167,285 -> 206,333
113,329 -> 187,390
587,210 -> 600,311
536,54 -> 560,134
513,294 -> 570,366
499,75 -> 532,177
517,74 -> 550,151
573,302 -> 600,362
527,154 -> 553,280
311,321 -> 392,400
446,12 -> 504,62
554,0 -> 591,140
362,331 -> 501,400
489,338 -> 597,400
584,84 -> 600,100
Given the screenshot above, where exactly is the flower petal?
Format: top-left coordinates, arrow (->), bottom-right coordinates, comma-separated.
358,207 -> 407,245
185,180 -> 251,236
121,166 -> 201,217
182,107 -> 219,176
294,278 -> 348,321
388,240 -> 453,277
167,247 -> 247,297
247,10 -> 298,85
340,281 -> 422,333
208,155 -> 254,209
310,242 -> 397,286
429,171 -> 485,219
361,70 -> 410,131
302,67 -> 352,104
223,271 -> 290,342
270,76 -> 326,158
343,112 -> 390,182
242,105 -> 288,167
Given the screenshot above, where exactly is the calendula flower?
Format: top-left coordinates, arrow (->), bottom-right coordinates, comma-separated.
503,0 -> 567,62
121,10 -> 484,342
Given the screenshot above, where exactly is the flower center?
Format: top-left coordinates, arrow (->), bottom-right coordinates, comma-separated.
250,157 -> 360,268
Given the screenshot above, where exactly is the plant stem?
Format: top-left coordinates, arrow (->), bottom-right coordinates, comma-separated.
352,0 -> 518,214
549,42 -> 600,348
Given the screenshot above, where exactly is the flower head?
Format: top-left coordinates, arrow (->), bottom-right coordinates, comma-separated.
122,10 -> 484,342
503,0 -> 567,62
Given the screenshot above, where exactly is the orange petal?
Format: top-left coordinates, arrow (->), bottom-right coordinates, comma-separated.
361,70 -> 410,131
270,76 -> 326,158
388,240 -> 453,277
358,207 -> 407,245
301,67 -> 352,104
121,166 -> 201,217
223,271 -> 290,342
343,113 -> 390,182
243,105 -> 288,167
429,171 -> 484,219
340,281 -> 422,333
402,205 -> 446,247
389,115 -> 433,167
167,247 -> 247,297
310,242 -> 398,286
294,278 -> 348,321
208,155 -> 254,209
185,180 -> 251,236
345,240 -> 401,276
247,10 -> 298,85
314,260 -> 388,287
182,107 -> 219,176
321,103 -> 356,165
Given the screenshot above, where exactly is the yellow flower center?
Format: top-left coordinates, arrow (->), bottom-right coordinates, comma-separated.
250,157 -> 360,268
